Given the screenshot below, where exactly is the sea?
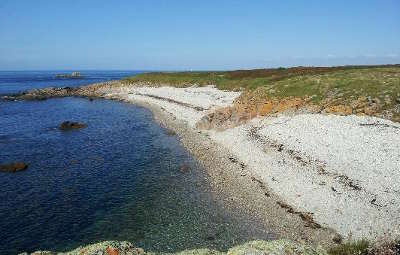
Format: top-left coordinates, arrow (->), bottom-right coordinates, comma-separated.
0,71 -> 272,254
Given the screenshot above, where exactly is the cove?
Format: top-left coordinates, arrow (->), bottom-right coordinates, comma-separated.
0,97 -> 272,254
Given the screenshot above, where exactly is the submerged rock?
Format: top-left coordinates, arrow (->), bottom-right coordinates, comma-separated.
165,128 -> 177,136
180,164 -> 190,173
23,240 -> 327,255
59,121 -> 87,131
0,162 -> 28,173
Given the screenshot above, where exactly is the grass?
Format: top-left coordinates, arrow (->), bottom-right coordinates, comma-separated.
124,65 -> 399,91
327,239 -> 400,255
123,71 -> 225,88
328,240 -> 370,255
256,67 -> 400,104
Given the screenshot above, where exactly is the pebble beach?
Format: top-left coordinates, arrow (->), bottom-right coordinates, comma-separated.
101,84 -> 400,240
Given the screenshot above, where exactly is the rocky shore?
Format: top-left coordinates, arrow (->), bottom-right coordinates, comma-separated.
1,81 -> 122,100
5,81 -> 399,253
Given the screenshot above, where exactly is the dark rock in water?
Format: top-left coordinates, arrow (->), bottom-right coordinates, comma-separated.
0,162 -> 28,173
205,235 -> 216,241
59,121 -> 87,130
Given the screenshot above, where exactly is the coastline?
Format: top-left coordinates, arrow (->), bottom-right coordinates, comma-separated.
102,83 -> 400,241
6,80 -> 400,253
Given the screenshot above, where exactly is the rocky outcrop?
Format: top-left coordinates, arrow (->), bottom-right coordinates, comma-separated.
0,162 -> 28,173
59,121 -> 87,130
196,96 -> 308,130
1,87 -> 78,101
1,81 -> 123,101
22,240 -> 327,255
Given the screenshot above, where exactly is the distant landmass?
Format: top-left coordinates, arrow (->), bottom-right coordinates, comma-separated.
55,72 -> 82,78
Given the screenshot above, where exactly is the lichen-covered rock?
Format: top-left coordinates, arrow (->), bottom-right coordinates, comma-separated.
23,241 -> 144,255
23,240 -> 327,255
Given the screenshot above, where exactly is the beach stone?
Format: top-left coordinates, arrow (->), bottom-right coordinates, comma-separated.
59,121 -> 87,130
0,162 -> 28,173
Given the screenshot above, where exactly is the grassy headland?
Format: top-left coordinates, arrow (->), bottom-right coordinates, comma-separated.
123,65 -> 400,123
123,65 -> 400,97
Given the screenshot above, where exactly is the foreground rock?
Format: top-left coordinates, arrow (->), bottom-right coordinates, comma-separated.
21,240 -> 327,255
0,162 -> 28,173
59,121 -> 87,130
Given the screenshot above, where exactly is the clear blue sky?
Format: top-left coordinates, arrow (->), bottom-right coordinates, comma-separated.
0,0 -> 399,70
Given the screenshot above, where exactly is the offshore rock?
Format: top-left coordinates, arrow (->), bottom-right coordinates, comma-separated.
0,162 -> 28,173
59,121 -> 87,131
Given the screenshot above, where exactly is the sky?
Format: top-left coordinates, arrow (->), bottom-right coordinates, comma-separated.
0,0 -> 399,70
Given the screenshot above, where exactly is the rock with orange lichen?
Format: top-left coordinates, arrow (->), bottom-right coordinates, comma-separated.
106,246 -> 119,255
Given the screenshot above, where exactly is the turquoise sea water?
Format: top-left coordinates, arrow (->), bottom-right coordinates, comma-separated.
0,72 -> 273,254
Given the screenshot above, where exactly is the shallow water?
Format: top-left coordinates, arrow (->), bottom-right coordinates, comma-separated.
0,97 -> 273,254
